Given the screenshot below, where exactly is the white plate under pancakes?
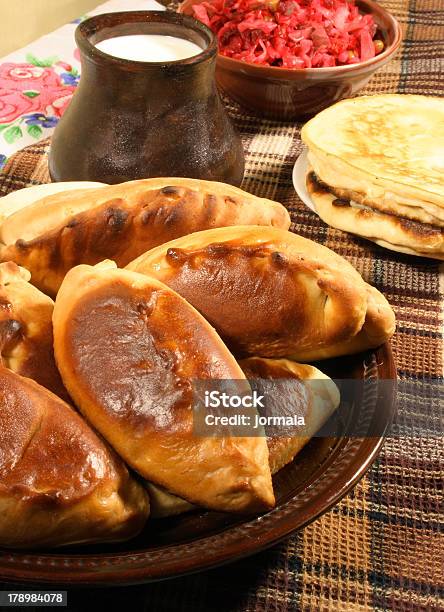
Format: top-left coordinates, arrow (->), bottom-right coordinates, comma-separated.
292,149 -> 316,213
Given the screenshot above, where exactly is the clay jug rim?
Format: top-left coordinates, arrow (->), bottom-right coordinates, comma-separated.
75,10 -> 217,70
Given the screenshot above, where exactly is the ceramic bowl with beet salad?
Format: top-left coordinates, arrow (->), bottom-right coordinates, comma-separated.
179,0 -> 402,119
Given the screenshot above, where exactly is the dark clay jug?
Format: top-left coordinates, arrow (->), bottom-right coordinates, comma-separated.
49,11 -> 245,185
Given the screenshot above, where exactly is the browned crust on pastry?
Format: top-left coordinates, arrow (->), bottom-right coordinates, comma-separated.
240,357 -> 313,474
0,367 -> 149,548
0,261 -> 68,400
239,357 -> 340,473
127,226 -> 369,360
53,262 -> 275,513
0,180 -> 290,297
288,282 -> 396,361
148,357 -> 340,518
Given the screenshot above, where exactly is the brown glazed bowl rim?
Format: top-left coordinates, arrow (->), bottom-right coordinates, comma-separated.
179,0 -> 402,78
76,10 -> 218,69
0,344 -> 396,586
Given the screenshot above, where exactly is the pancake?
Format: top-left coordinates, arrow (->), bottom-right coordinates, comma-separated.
0,178 -> 290,296
301,95 -> 444,258
307,171 -> 444,260
317,180 -> 444,229
148,358 -> 340,518
302,94 -> 444,222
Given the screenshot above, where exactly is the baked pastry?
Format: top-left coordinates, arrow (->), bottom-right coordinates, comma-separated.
239,357 -> 340,473
0,178 -> 290,296
0,261 -> 67,400
146,483 -> 196,518
301,95 -> 444,259
287,283 -> 395,362
0,366 -> 149,548
53,261 -> 275,513
148,357 -> 340,518
127,226 -> 395,360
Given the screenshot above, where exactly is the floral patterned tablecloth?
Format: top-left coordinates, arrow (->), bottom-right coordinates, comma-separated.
0,0 -> 164,170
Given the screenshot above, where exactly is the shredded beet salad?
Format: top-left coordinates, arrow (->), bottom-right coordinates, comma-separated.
192,0 -> 384,68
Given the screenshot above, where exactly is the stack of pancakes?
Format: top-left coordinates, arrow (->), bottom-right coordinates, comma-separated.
302,94 -> 444,260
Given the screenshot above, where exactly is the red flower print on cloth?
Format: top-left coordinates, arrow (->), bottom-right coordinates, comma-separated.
0,89 -> 37,123
0,63 -> 75,123
0,63 -> 61,88
46,91 -> 75,117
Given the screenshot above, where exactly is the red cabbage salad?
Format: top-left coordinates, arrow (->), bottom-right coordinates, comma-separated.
192,0 -> 385,68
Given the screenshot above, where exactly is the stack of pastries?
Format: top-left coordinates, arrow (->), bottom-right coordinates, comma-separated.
0,178 -> 395,548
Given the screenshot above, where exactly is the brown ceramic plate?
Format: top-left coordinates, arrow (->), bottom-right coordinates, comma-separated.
0,344 -> 396,586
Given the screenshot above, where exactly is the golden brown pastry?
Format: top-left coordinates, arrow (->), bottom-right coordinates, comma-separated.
0,261 -> 67,400
148,357 -> 340,518
53,261 -> 275,513
0,181 -> 105,223
240,357 -> 340,473
0,178 -> 290,296
146,483 -> 196,518
0,366 -> 149,549
127,226 -> 395,360
286,283 -> 396,362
